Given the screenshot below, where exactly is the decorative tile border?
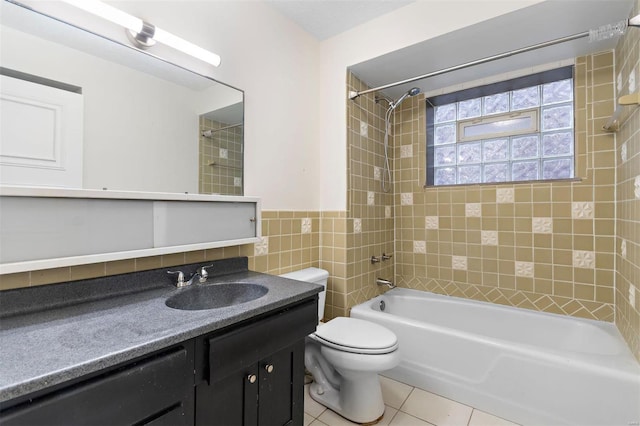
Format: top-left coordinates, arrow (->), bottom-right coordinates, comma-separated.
397,276 -> 614,321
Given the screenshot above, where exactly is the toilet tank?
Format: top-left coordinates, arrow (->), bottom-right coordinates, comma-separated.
280,267 -> 329,322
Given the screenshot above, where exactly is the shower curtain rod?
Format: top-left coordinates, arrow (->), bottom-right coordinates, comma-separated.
348,30 -> 591,100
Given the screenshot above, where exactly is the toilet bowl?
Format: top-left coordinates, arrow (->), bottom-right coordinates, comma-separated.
280,268 -> 400,424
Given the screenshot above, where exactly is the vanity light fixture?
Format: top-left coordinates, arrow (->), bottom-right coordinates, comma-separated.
60,0 -> 221,67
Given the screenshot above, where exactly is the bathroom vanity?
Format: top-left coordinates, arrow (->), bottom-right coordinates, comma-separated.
0,258 -> 320,425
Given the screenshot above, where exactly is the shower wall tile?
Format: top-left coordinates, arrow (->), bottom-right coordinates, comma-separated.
393,51 -> 617,326
614,0 -> 640,362
199,117 -> 243,196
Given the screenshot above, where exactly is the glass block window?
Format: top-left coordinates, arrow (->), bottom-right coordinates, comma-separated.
426,66 -> 574,186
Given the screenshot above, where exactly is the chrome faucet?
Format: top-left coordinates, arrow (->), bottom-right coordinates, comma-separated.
168,264 -> 213,288
376,278 -> 396,289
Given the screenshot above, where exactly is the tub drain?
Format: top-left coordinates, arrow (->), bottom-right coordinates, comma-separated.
379,300 -> 386,311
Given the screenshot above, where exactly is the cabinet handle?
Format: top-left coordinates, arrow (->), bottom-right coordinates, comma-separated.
247,374 -> 257,383
249,217 -> 257,223
264,364 -> 274,373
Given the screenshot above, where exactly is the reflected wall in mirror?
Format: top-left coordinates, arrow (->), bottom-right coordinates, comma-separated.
199,104 -> 244,196
0,0 -> 244,195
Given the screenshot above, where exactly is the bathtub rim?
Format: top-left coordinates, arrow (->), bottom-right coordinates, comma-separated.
350,287 -> 640,376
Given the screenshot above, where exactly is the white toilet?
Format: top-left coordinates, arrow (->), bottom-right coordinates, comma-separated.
280,268 -> 400,424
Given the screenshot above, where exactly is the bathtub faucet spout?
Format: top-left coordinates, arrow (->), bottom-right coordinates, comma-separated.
376,278 -> 396,289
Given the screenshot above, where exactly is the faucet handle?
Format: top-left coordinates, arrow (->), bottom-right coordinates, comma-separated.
167,270 -> 186,287
382,253 -> 393,261
198,264 -> 214,282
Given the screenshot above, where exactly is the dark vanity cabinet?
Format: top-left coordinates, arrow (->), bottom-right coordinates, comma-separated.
0,344 -> 195,426
0,297 -> 317,426
195,298 -> 317,425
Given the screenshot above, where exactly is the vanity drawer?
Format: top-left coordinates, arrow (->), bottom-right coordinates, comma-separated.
207,298 -> 317,383
1,346 -> 193,426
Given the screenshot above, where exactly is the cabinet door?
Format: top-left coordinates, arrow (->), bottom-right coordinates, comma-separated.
258,341 -> 305,426
195,364 -> 259,426
1,346 -> 193,426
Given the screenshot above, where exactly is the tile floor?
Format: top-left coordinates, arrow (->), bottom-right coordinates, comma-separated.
304,375 -> 520,426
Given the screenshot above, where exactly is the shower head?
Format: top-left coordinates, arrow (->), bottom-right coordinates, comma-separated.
389,87 -> 421,111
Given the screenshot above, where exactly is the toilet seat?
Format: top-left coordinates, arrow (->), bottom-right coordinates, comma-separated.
312,317 -> 398,354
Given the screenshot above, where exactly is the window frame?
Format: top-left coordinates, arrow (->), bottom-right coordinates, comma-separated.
426,65 -> 574,187
458,108 -> 539,143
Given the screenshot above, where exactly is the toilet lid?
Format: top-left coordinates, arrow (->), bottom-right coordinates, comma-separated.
313,317 -> 398,354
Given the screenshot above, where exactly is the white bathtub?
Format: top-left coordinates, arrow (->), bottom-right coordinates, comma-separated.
350,288 -> 640,426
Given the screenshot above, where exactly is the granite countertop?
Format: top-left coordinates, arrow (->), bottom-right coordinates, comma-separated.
0,258 -> 322,403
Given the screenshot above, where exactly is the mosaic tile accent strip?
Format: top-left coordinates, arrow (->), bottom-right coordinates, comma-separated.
465,203 -> 482,217
301,218 -> 312,234
397,276 -> 614,322
452,256 -> 468,270
572,202 -> 594,219
481,230 -> 498,245
414,241 -> 426,254
573,250 -> 595,269
254,236 -> 269,256
353,218 -> 362,234
515,261 -> 535,277
496,188 -> 514,203
532,217 -> 553,234
401,193 -> 413,206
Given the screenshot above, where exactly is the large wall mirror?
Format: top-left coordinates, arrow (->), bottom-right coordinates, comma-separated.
0,0 -> 244,196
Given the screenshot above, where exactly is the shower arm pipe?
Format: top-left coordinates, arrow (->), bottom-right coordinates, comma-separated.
348,30 -> 590,100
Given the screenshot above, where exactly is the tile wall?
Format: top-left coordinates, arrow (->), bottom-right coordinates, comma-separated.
391,51 -> 617,322
199,117 -> 243,196
615,0 -> 640,361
